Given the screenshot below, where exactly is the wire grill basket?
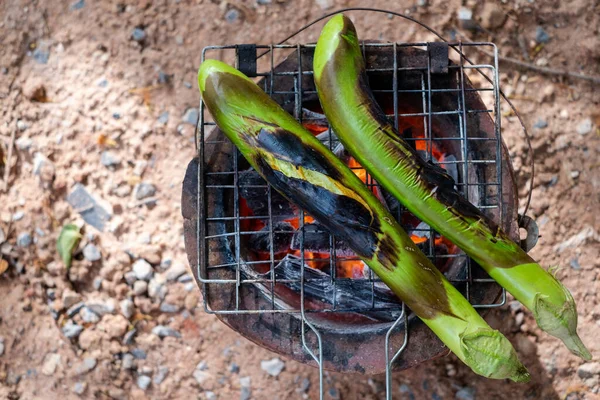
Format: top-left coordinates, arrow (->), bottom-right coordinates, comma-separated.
184,12 -> 534,399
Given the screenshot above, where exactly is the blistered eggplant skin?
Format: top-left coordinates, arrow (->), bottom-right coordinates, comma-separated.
198,59 -> 529,382
313,14 -> 589,360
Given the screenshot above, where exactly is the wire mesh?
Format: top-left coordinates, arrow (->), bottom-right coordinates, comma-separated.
195,41 -> 507,399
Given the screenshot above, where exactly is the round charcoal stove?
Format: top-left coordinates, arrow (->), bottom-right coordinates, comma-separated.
182,43 -> 528,376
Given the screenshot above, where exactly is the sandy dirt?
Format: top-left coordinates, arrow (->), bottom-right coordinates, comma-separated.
1,0 -> 599,399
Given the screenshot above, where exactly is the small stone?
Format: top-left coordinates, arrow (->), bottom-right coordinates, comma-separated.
12,211 -> 25,221
241,386 -> 251,400
300,378 -> 310,392
112,112 -> 121,120
93,277 -> 102,290
158,111 -> 169,125
131,348 -> 147,359
559,109 -> 569,119
315,0 -> 333,10
137,375 -> 152,390
576,118 -> 593,135
455,387 -> 475,400
570,170 -> 580,179
114,184 -> 132,197
535,26 -> 550,43
139,233 -> 152,245
205,391 -> 217,400
577,362 -> 600,379
328,387 -> 339,399
124,271 -> 137,285
123,328 -> 137,345
139,247 -> 161,265
101,151 -> 121,167
261,358 -> 285,377
178,274 -> 193,283
16,136 -> 33,150
73,381 -> 87,395
62,289 -> 82,309
33,153 -> 55,184
102,314 -> 129,338
224,8 -> 240,23
122,353 -> 135,369
0,340 -> 4,357
133,280 -> 148,295
479,3 -> 506,30
80,307 -> 100,323
183,81 -> 192,89
570,258 -> 581,270
83,243 -> 102,262
159,302 -> 180,313
166,263 -> 188,281
32,47 -> 50,64
182,108 -> 199,126
132,28 -> 147,42
133,259 -> 154,280
86,299 -> 115,315
120,299 -> 135,319
154,366 -> 169,385
158,71 -> 172,84
197,361 -> 208,371
229,363 -> 240,374
152,325 -> 181,338
133,160 -> 148,176
97,78 -> 108,87
75,357 -> 97,375
175,36 -> 184,45
193,369 -> 210,385
509,301 -> 522,312
458,7 -> 476,29
17,232 -> 32,247
148,275 -> 167,300
42,353 -> 61,375
134,182 -> 157,200
16,120 -> 28,131
515,312 -> 524,326
66,302 -> 85,317
67,183 -> 112,231
70,0 -> 85,10
533,118 -> 548,129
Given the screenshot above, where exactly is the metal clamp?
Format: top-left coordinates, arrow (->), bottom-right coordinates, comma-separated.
236,44 -> 257,77
518,214 -> 539,252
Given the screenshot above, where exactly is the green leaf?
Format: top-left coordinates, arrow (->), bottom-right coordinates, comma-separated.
57,224 -> 82,269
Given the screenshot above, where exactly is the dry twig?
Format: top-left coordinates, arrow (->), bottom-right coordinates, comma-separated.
2,128 -> 16,193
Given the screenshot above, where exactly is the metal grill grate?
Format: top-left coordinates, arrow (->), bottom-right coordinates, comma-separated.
195,41 -> 510,399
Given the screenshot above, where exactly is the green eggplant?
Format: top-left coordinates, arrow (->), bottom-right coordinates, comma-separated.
313,14 -> 589,360
198,59 -> 530,381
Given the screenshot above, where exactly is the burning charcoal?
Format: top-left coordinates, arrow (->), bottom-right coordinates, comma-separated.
409,221 -> 432,242
290,223 -> 354,256
239,169 -> 296,220
315,130 -> 345,157
301,107 -> 328,129
257,255 -> 401,319
248,221 -> 294,254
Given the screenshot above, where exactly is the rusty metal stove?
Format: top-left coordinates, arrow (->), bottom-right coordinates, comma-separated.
182,34 -> 534,399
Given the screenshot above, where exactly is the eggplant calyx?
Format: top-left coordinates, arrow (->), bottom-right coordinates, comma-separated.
460,328 -> 531,383
533,289 -> 591,360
